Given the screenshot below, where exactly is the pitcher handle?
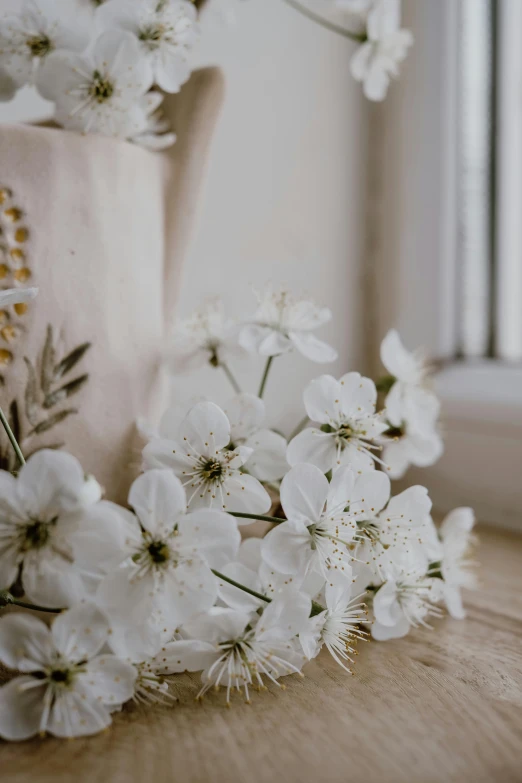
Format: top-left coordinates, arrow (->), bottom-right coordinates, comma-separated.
161,67 -> 226,335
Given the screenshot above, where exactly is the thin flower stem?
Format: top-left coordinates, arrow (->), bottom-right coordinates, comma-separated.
0,406 -> 25,467
258,356 -> 274,398
220,363 -> 241,394
211,569 -> 270,603
0,591 -> 61,613
289,415 -> 310,441
280,0 -> 367,42
211,571 -> 325,617
229,512 -> 285,525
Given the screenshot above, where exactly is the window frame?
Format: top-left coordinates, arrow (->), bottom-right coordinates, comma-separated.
369,0 -> 522,527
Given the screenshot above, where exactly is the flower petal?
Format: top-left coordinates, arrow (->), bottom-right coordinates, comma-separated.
154,639 -> 217,674
288,331 -> 338,363
255,588 -> 311,642
182,606 -> 251,644
0,677 -> 47,741
51,603 -> 110,663
261,521 -> 311,576
243,428 -> 288,481
128,469 -> 186,536
280,463 -> 329,525
339,372 -> 377,416
220,473 -> 271,516
180,509 -> 240,569
303,374 -> 342,423
80,655 -> 136,707
0,613 -> 53,671
179,401 -> 231,455
224,393 -> 265,442
286,428 -> 337,473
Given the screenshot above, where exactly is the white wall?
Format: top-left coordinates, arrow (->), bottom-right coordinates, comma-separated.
0,0 -> 369,434
176,0 -> 369,431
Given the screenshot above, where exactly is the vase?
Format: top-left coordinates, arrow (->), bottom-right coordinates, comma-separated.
0,67 -> 224,503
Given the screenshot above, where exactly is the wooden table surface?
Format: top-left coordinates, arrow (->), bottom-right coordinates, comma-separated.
1,525 -> 521,783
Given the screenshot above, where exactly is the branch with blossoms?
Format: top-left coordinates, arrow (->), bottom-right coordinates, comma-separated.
0,283 -> 477,741
0,0 -> 413,147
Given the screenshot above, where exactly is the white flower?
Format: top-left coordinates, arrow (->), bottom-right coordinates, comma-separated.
300,580 -> 368,672
239,287 -> 338,363
97,0 -> 199,93
439,507 -> 477,620
350,0 -> 413,101
37,30 -> 152,138
0,450 -> 128,608
142,401 -> 272,514
0,0 -> 91,93
0,287 -> 38,308
0,603 -> 136,740
165,589 -> 310,703
169,298 -> 243,373
371,553 -> 443,640
224,393 -> 288,482
380,329 -> 441,435
216,537 -> 305,613
131,90 -> 177,151
380,424 -> 443,479
355,484 -> 432,581
287,372 -> 387,473
97,469 -> 240,659
262,463 -> 390,586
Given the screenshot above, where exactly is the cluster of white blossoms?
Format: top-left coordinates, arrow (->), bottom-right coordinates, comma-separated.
0,0 -> 412,142
0,0 -> 199,147
0,284 -> 477,741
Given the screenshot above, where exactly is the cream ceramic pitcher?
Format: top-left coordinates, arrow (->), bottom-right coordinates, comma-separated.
0,68 -> 224,503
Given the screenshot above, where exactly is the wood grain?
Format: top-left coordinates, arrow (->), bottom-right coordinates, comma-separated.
1,525 -> 521,783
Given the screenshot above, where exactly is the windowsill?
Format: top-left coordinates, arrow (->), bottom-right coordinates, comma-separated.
436,359 -> 522,427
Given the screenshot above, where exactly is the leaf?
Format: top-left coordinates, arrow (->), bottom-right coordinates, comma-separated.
40,324 -> 56,395
53,342 -> 91,382
23,357 -> 40,426
30,408 -> 78,436
43,374 -> 89,410
8,400 -> 20,443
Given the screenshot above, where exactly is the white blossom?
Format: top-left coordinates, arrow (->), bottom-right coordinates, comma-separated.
439,507 -> 477,619
287,372 -> 387,473
350,0 -> 413,101
371,551 -> 443,640
0,0 -> 91,94
37,30 -> 152,138
299,580 -> 368,672
168,298 -> 244,373
97,469 -> 240,659
262,463 -> 390,586
143,401 -> 271,514
0,604 -> 136,740
239,287 -> 338,363
0,450 -> 127,608
165,589 -> 310,703
96,0 -> 199,93
224,393 -> 288,482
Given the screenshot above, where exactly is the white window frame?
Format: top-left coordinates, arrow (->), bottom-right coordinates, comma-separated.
369,0 -> 522,529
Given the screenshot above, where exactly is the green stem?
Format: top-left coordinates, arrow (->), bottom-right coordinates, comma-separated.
220,363 -> 241,394
0,406 -> 25,467
211,569 -> 270,603
229,512 -> 285,525
289,415 -> 310,441
211,571 -> 325,617
258,356 -> 274,399
0,591 -> 60,613
281,0 -> 367,42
